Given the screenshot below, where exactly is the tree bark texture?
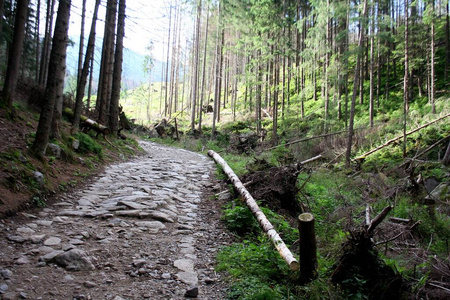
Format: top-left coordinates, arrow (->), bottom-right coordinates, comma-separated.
207,150 -> 299,271
346,0 -> 367,166
97,0 -> 117,124
39,0 -> 56,86
298,213 -> 318,282
77,0 -> 87,82
32,0 -> 71,159
73,0 -> 101,132
190,0 -> 202,132
1,0 -> 29,111
109,0 -> 126,135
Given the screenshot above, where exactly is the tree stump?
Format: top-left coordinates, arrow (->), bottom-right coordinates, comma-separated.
298,213 -> 318,283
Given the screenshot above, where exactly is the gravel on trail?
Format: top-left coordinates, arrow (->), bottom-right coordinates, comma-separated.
0,141 -> 233,299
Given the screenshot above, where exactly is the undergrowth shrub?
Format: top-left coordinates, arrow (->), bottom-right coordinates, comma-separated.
393,198 -> 450,255
222,202 -> 298,244
73,132 -> 102,155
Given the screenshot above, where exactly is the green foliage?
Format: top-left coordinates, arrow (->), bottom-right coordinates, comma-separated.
73,132 -> 103,156
222,202 -> 298,244
217,237 -> 290,280
393,198 -> 450,255
224,276 -> 287,300
32,195 -> 46,208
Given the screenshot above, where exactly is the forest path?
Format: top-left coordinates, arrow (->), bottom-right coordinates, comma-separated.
0,141 -> 230,299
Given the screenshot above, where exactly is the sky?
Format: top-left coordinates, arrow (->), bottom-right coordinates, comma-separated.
61,0 -> 195,62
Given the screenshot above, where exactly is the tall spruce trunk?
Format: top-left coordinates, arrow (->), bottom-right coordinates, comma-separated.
190,0 -> 202,132
109,0 -> 126,135
39,0 -> 56,86
34,0 -> 40,81
77,0 -> 86,82
346,0 -> 368,166
32,0 -> 71,159
73,0 -> 101,133
402,0 -> 409,157
164,3 -> 172,117
369,2 -> 375,128
1,0 -> 29,112
430,1 -> 436,114
198,5 -> 210,132
97,0 -> 117,125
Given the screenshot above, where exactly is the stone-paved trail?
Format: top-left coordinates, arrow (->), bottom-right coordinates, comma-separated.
0,141 -> 232,299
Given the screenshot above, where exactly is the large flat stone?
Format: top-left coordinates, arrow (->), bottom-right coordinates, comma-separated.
117,201 -> 148,210
134,221 -> 166,233
139,211 -> 174,223
174,259 -> 194,272
175,271 -> 198,285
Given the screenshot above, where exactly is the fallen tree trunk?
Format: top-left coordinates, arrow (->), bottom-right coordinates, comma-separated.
64,107 -> 110,136
354,113 -> 450,161
208,150 -> 300,271
299,154 -> 322,165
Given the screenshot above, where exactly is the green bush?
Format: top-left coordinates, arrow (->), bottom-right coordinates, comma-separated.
222,203 -> 298,244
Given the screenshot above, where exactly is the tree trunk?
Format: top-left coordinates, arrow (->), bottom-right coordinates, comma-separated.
32,0 -> 71,159
298,213 -> 318,283
346,0 -> 368,166
216,28 -> 225,123
273,53 -> 279,145
403,0 -> 409,158
77,0 -> 86,82
39,0 -> 56,86
73,0 -> 100,132
445,3 -> 449,81
198,5 -> 210,133
442,142 -> 450,166
208,150 -> 299,271
164,3 -> 172,116
369,1 -> 375,128
1,0 -> 29,112
109,0 -> 126,136
50,45 -> 67,139
0,0 -> 4,42
34,0 -> 41,81
190,0 -> 202,132
255,33 -> 262,135
86,51 -> 94,114
430,1 -> 436,114
97,0 -> 117,125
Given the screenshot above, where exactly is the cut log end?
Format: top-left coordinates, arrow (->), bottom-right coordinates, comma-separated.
299,213 -> 314,222
290,261 -> 300,271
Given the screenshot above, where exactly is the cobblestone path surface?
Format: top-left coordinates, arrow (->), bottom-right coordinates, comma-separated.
0,141 -> 230,299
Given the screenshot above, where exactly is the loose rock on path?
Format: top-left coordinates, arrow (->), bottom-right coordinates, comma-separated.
0,141 -> 232,299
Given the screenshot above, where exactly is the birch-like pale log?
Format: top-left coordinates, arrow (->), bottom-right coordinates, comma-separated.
208,150 -> 300,271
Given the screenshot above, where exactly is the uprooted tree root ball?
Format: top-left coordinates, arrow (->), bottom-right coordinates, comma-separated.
241,160 -> 303,217
330,229 -> 405,299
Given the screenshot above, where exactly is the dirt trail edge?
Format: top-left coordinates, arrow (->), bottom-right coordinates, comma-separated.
0,141 -> 232,300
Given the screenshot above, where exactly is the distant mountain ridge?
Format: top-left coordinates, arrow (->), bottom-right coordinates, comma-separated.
66,36 -> 164,89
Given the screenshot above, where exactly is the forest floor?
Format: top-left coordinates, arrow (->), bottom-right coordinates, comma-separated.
0,140 -> 233,299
